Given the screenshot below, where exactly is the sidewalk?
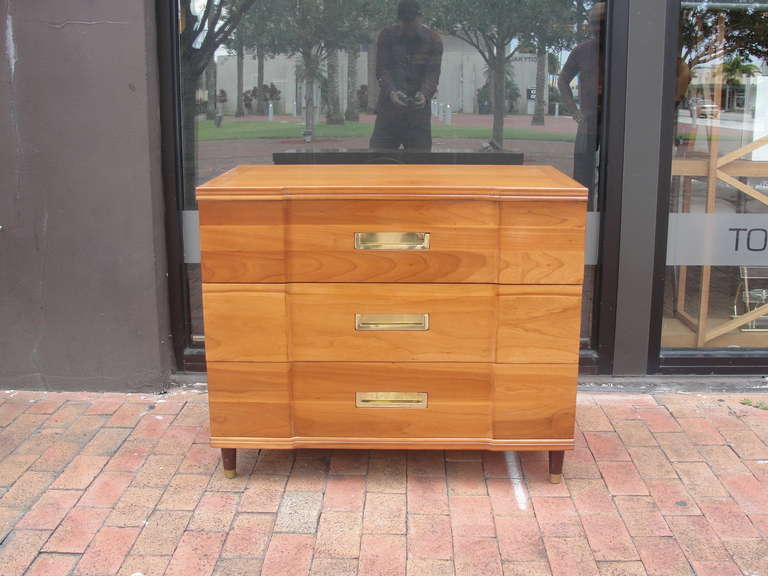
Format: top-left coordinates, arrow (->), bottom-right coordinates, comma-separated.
0,389 -> 767,576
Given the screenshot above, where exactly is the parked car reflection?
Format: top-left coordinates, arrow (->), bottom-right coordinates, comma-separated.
693,98 -> 720,118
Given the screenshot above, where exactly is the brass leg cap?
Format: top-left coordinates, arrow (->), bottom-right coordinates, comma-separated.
549,473 -> 562,484
223,469 -> 237,479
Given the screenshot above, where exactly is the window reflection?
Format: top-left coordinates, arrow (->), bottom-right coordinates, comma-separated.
663,1 -> 768,350
370,1 -> 443,151
178,0 -> 608,346
558,3 -> 605,207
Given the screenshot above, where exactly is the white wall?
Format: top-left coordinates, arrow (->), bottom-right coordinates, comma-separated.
216,35 -> 544,117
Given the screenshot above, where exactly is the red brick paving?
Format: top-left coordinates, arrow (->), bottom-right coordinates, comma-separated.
0,390 -> 767,575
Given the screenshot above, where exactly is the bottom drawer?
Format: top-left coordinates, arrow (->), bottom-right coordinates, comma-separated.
207,362 -> 576,445
292,363 -> 492,438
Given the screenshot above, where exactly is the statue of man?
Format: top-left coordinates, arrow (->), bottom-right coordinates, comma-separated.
369,0 -> 443,151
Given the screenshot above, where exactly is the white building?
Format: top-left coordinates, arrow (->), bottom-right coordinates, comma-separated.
215,34 -> 543,117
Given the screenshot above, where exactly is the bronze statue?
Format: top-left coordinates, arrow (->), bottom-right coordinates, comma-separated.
369,0 -> 443,151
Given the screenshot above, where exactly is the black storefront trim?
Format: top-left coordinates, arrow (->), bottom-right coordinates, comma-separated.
156,0 -> 190,371
659,349 -> 768,374
647,0 -> 681,373
593,0 -> 630,375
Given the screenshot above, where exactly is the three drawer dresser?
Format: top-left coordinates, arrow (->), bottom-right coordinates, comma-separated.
197,165 -> 587,483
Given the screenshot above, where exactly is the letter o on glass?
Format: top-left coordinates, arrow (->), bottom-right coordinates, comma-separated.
747,228 -> 768,252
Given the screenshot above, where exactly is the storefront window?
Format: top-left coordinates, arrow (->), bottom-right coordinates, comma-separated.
663,1 -> 768,350
176,0 -> 608,353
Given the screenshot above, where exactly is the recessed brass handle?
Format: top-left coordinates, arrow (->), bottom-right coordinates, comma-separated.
354,232 -> 430,251
355,313 -> 429,331
356,392 -> 428,409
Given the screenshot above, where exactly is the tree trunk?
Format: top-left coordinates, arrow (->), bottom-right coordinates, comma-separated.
326,49 -> 344,124
180,79 -> 198,208
491,49 -> 506,149
257,45 -> 265,115
205,56 -> 217,120
257,45 -> 265,87
235,41 -> 245,117
531,44 -> 547,126
367,42 -> 379,114
346,47 -> 360,121
304,55 -> 316,140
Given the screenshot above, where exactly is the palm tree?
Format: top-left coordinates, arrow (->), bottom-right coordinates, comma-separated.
722,55 -> 760,111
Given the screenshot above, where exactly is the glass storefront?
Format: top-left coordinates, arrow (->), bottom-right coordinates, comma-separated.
175,0 -> 609,359
663,1 -> 768,352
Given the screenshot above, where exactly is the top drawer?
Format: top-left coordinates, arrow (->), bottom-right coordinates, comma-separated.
200,199 -> 498,283
199,198 -> 586,285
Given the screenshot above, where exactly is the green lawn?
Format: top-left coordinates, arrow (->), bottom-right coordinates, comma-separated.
196,119 -> 577,143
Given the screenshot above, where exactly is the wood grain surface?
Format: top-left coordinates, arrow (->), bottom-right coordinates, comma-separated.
207,362 -> 291,438
199,201 -> 286,283
196,164 -> 587,201
289,283 -> 497,362
208,436 -> 574,451
497,285 -> 582,364
202,284 -> 287,362
492,364 -> 577,439
292,363 -> 492,438
199,198 -> 587,285
499,200 -> 587,284
199,164 -> 585,452
203,283 -> 582,363
205,361 -> 576,445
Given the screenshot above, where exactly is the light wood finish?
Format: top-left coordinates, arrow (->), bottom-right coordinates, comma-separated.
202,285 -> 287,362
497,285 -> 582,364
202,283 -> 582,363
199,165 -> 585,474
290,284 -> 496,362
671,159 -> 768,178
207,363 -> 291,439
200,198 -> 587,285
206,361 -> 577,449
199,201 -> 286,283
288,199 -> 499,283
197,164 -> 587,201
499,200 -> 586,284
293,363 -> 492,438
493,364 -> 577,439
717,135 -> 768,168
209,436 -> 575,451
717,170 -> 768,207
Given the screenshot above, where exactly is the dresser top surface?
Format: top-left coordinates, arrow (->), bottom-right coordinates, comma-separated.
197,165 -> 587,201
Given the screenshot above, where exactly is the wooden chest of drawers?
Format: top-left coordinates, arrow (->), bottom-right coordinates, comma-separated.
198,165 -> 587,482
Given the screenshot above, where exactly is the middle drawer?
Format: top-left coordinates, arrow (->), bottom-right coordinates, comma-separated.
202,283 -> 581,363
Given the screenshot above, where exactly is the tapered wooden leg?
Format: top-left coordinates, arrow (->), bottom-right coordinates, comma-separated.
549,450 -> 564,484
222,448 -> 237,479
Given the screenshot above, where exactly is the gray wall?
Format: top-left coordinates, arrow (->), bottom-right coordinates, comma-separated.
0,0 -> 172,391
612,0 -> 671,374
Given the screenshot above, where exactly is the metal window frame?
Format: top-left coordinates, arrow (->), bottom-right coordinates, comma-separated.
156,0 -> 205,371
591,0 -> 630,375
646,0 -> 768,374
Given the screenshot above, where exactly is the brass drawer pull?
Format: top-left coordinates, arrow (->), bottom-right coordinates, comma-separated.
356,392 -> 428,409
354,232 -> 430,251
355,313 -> 429,331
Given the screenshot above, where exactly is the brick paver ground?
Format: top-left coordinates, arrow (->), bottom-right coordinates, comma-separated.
1,388 -> 767,576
